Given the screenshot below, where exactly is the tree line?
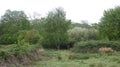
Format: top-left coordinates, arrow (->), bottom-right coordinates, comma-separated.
0,6 -> 120,48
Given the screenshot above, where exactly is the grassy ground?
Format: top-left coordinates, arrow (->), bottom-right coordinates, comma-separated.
0,45 -> 120,67
29,50 -> 120,67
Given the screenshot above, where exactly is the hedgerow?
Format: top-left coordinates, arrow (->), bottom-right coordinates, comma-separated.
72,41 -> 120,53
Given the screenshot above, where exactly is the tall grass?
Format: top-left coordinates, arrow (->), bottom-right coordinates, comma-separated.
30,50 -> 120,67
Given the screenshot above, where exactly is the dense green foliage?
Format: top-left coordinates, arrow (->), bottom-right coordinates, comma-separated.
0,39 -> 42,67
24,30 -> 40,44
99,6 -> 120,40
0,10 -> 30,44
12,30 -> 40,44
0,6 -> 120,66
72,41 -> 120,53
30,18 -> 45,35
0,40 -> 33,61
42,8 -> 71,49
9,40 -> 32,58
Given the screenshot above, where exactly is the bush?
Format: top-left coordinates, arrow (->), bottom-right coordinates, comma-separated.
24,30 -> 40,44
0,50 -> 12,61
42,33 -> 70,49
0,39 -> 41,66
0,30 -> 41,45
72,41 -> 120,53
17,30 -> 41,44
9,40 -> 32,58
0,34 -> 17,44
68,27 -> 98,43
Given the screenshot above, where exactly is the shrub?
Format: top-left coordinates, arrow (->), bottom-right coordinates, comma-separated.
0,50 -> 12,61
9,40 -> 32,58
68,27 -> 98,43
0,39 -> 40,66
42,32 -> 70,49
17,30 -> 41,44
24,30 -> 40,44
72,41 -> 120,53
0,34 -> 17,44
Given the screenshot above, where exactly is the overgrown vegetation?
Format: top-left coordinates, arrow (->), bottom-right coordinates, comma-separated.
0,10 -> 30,44
72,41 -> 120,53
68,27 -> 98,42
99,6 -> 120,40
30,50 -> 120,67
0,6 -> 120,67
41,8 -> 71,49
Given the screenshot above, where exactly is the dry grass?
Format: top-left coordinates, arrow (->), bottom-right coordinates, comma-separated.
98,47 -> 115,54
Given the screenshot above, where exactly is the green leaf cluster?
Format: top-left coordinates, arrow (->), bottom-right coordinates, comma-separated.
99,6 -> 120,40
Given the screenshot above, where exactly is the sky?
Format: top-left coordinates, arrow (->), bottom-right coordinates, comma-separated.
0,0 -> 120,24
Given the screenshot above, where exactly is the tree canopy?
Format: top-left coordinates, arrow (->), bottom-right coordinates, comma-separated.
99,6 -> 120,40
0,10 -> 30,44
42,8 -> 71,49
